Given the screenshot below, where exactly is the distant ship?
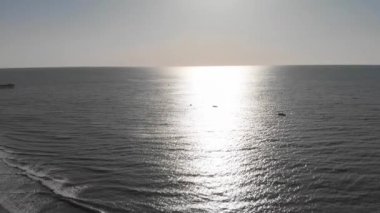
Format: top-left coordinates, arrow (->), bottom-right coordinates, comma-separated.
0,83 -> 15,89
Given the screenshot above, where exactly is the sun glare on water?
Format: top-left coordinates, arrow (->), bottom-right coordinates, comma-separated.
175,66 -> 264,210
181,66 -> 251,147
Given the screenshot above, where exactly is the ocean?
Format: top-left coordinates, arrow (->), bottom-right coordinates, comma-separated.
0,66 -> 380,213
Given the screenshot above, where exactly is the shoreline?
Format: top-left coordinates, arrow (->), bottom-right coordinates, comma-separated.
0,147 -> 10,213
0,159 -> 94,213
0,158 -> 11,213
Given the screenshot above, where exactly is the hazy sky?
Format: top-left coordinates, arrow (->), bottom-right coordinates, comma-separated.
1,0 -> 380,67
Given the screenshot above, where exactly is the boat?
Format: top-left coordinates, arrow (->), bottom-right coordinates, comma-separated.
0,84 -> 15,89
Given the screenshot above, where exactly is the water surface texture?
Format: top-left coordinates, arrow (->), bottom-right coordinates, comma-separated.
1,66 -> 380,212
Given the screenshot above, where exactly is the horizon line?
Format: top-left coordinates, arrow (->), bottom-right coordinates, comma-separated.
1,64 -> 380,70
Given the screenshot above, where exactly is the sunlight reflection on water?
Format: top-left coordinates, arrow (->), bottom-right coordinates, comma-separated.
175,66 -> 271,211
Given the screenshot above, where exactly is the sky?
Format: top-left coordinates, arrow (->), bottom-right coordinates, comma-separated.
1,0 -> 380,68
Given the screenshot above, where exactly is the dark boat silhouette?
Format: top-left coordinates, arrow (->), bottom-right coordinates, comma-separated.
0,84 -> 15,89
278,112 -> 286,116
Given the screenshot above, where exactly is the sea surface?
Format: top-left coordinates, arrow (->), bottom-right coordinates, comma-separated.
1,66 -> 380,213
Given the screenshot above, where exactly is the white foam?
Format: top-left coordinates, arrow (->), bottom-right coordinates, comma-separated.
1,159 -> 107,213
0,141 -> 107,213
2,159 -> 86,199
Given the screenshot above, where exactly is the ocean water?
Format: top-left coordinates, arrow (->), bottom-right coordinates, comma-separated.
0,66 -> 380,213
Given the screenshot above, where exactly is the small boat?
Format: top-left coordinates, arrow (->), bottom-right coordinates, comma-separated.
278,112 -> 286,116
0,84 -> 15,89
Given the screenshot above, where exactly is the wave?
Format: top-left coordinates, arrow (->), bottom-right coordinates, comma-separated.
0,147 -> 107,213
3,159 -> 82,197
